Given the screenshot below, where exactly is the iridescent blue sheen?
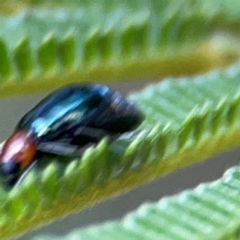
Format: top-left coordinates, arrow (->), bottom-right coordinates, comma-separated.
16,84 -> 144,144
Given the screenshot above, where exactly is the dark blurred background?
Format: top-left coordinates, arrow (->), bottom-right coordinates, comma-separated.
0,81 -> 238,239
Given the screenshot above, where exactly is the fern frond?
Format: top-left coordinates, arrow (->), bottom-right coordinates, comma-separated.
40,166 -> 240,240
0,64 -> 240,239
0,0 -> 239,96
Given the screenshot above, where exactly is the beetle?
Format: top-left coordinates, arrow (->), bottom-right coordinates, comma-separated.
0,84 -> 144,185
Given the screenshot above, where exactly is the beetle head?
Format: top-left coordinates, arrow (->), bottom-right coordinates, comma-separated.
0,131 -> 37,185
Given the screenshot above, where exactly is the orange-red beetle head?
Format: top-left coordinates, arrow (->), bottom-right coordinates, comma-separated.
0,131 -> 37,181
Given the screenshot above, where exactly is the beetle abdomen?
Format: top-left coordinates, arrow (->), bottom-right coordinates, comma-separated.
16,84 -> 144,143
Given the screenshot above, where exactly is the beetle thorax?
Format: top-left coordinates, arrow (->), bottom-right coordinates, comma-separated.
0,131 -> 37,169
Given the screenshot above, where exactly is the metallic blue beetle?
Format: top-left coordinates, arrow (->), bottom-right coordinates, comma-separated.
0,84 -> 144,185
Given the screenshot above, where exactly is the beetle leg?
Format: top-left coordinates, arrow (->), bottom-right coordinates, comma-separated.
38,128 -> 143,157
119,129 -> 148,140
37,141 -> 87,156
72,126 -> 118,140
70,126 -> 118,146
73,127 -> 145,141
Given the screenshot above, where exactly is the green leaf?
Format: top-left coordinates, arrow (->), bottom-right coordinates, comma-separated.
41,166 -> 240,240
0,0 -> 240,239
1,64 -> 240,239
0,0 -> 239,96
